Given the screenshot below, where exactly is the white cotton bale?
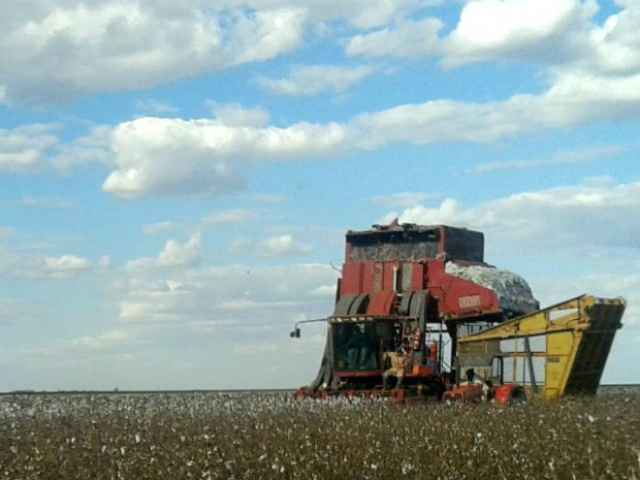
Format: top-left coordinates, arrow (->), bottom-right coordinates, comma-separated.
445,262 -> 539,318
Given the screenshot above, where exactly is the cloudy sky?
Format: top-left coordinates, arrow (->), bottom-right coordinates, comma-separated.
0,0 -> 638,391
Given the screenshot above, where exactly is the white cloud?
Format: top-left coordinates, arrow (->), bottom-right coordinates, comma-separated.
257,64 -> 376,96
349,70 -> 640,150
100,55 -> 640,198
5,2 -> 635,202
115,263 -> 339,325
0,123 -> 112,173
469,145 -> 625,174
442,0 -> 640,78
256,235 -> 313,257
346,18 -> 443,58
126,233 -> 202,271
230,8 -> 305,65
2,0 -> 638,109
40,254 -> 91,280
0,4 -> 305,104
383,197 -> 461,226
443,0 -> 590,67
208,103 -> 270,127
310,284 -> 337,297
102,116 -> 348,198
301,0 -> 424,30
393,179 -> 640,250
587,0 -> 640,75
0,124 -> 58,173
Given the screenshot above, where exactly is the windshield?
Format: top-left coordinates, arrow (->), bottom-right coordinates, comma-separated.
332,322 -> 398,372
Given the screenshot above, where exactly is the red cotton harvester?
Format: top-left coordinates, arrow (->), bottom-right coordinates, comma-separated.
291,221 -> 626,404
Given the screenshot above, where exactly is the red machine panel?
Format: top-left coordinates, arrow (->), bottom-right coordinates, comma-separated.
367,291 -> 397,315
426,259 -> 501,319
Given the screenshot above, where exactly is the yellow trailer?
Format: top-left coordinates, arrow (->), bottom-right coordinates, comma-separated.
456,295 -> 626,399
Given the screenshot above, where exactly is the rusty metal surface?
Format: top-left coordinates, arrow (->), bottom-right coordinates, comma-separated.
346,224 -> 484,263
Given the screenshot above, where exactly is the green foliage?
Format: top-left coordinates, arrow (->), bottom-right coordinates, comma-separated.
0,392 -> 638,479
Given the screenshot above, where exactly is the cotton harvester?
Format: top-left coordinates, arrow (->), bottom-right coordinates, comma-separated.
290,221 -> 626,403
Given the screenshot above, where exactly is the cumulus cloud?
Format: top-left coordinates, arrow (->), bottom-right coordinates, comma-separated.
0,3 -> 305,104
442,0 -> 640,77
40,254 -> 91,280
391,179 -> 640,250
0,123 -> 113,173
256,235 -> 313,257
208,103 -> 270,127
312,0 -> 423,29
126,233 -> 203,271
102,116 -> 348,198
257,64 -> 376,96
310,284 -> 337,297
0,231 -> 93,280
443,0 -> 590,67
0,0 -> 434,104
5,2 -> 638,203
229,235 -> 313,257
99,41 -> 639,200
346,18 -> 443,58
353,70 -> 640,148
116,263 -> 339,324
0,124 -> 58,173
587,0 -> 640,75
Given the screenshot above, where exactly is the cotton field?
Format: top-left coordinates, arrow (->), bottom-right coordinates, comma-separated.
1,392 -> 638,479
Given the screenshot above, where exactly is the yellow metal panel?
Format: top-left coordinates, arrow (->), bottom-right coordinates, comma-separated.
456,295 -> 626,399
547,331 -> 575,355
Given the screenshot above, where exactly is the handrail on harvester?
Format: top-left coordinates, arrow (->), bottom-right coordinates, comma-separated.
290,318 -> 327,338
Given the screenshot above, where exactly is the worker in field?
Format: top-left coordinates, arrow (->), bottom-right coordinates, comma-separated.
462,368 -> 489,402
382,346 -> 410,390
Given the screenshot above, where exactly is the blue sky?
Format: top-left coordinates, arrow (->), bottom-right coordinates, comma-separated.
0,0 -> 638,390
